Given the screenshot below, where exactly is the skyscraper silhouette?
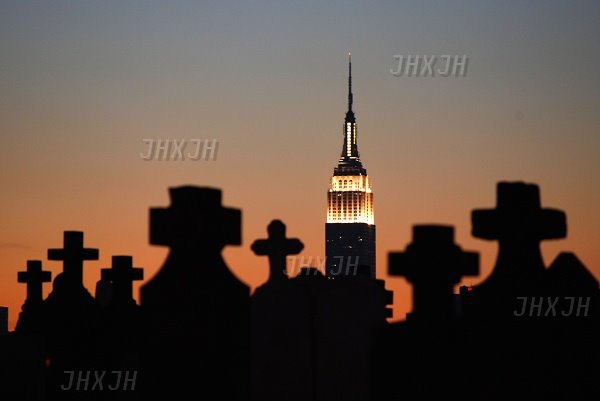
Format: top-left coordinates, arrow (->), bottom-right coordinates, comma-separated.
326,53 -> 376,278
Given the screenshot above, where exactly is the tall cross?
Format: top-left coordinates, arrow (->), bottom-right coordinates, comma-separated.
472,182 -> 566,289
48,231 -> 99,286
251,220 -> 304,281
101,255 -> 143,304
17,260 -> 51,304
389,225 -> 478,320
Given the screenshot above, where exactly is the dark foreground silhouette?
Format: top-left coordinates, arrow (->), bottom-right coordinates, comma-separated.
0,183 -> 597,401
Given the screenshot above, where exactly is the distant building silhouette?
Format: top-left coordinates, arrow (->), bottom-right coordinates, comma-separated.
326,54 -> 376,278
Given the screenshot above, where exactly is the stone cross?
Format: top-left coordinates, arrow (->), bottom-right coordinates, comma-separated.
101,255 -> 143,304
389,225 -> 478,320
17,260 -> 51,304
251,220 -> 304,281
48,231 -> 98,287
472,182 -> 566,289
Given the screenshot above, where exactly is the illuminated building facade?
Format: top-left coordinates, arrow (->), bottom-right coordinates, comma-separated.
326,54 -> 376,278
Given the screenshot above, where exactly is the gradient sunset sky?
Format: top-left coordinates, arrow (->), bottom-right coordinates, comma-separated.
1,1 -> 599,329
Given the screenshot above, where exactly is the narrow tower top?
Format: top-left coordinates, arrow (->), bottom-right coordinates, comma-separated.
346,52 -> 354,122
337,52 -> 363,173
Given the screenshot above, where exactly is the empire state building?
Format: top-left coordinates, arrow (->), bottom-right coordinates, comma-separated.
326,54 -> 376,278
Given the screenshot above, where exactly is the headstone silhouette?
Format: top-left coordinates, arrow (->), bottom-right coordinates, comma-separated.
456,183 -> 598,401
8,262 -> 49,399
472,182 -> 566,292
250,222 -> 313,401
251,219 -> 304,281
43,231 -> 101,400
466,182 -> 567,318
15,260 -> 51,333
141,186 -> 249,401
389,225 -> 478,321
18,260 -> 51,305
48,231 -> 99,287
96,255 -> 144,400
101,255 -> 143,306
374,225 -> 478,401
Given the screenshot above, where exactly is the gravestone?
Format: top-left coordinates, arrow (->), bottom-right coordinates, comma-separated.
389,225 -> 478,321
15,260 -> 51,333
18,260 -> 51,305
43,231 -> 101,400
374,225 -> 478,401
101,256 -> 143,306
472,182 -> 565,295
141,186 -> 249,401
48,231 -> 99,288
251,221 -> 312,401
251,219 -> 303,281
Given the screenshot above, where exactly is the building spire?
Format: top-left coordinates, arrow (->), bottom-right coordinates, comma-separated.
348,52 -> 353,113
340,52 -> 359,163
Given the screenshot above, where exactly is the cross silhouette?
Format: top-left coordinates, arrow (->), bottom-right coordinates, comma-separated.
389,225 -> 478,320
48,231 -> 99,287
150,186 -> 241,248
252,220 -> 304,281
101,255 -> 143,305
472,182 -> 566,288
17,260 -> 51,304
